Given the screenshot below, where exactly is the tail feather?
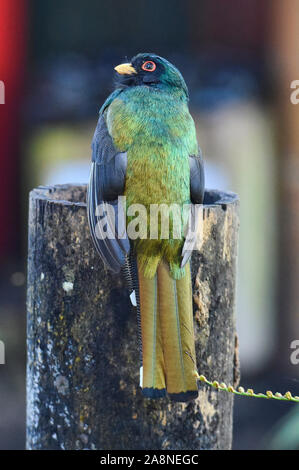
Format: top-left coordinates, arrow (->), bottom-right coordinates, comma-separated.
137,259 -> 198,402
138,264 -> 166,397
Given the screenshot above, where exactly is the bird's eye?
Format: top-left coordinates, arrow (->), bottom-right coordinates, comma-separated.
141,61 -> 156,72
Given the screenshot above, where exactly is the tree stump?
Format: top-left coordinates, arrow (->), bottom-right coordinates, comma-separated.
26,184 -> 239,450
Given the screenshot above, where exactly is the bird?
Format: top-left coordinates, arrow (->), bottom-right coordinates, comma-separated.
87,53 -> 205,402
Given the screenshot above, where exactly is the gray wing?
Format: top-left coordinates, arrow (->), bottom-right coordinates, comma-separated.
190,148 -> 205,204
181,148 -> 205,268
87,113 -> 130,273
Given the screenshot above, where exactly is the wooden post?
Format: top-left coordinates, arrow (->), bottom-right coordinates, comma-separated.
26,184 -> 239,450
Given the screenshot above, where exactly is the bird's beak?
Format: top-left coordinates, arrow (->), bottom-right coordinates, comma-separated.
114,63 -> 137,75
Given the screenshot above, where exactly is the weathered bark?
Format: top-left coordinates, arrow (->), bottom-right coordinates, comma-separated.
26,184 -> 239,450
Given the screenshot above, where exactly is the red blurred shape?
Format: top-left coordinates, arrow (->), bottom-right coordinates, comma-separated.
0,0 -> 27,259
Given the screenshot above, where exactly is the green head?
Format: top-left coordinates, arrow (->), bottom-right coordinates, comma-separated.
114,53 -> 189,99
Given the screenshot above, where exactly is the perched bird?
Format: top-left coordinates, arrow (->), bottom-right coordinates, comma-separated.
87,53 -> 204,402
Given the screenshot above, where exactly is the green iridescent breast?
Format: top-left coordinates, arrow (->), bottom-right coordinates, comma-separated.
106,85 -> 198,279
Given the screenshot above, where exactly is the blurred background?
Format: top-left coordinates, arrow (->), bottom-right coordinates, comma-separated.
0,0 -> 299,450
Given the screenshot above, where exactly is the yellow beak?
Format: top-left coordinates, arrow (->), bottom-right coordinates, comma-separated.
114,63 -> 137,75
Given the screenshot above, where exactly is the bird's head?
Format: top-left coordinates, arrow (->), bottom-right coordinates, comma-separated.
114,53 -> 188,99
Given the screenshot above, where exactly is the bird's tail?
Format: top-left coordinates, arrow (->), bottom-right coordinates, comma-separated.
137,259 -> 199,402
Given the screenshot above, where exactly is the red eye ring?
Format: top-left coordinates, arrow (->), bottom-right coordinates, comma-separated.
141,61 -> 156,72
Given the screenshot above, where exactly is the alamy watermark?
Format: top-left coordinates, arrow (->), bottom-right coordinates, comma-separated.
0,81 -> 5,104
94,197 -> 203,251
0,340 -> 5,364
290,80 -> 299,105
290,340 -> 299,365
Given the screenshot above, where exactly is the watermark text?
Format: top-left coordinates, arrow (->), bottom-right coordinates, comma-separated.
94,197 -> 203,252
290,80 -> 299,105
0,341 -> 5,364
0,81 -> 5,104
290,340 -> 299,365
